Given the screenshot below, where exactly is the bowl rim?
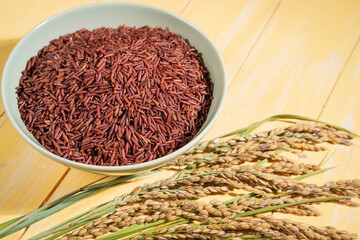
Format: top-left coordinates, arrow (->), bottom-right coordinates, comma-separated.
1,2 -> 227,173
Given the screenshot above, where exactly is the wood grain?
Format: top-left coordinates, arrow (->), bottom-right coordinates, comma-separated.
0,121 -> 69,240
182,0 -> 280,82
0,0 -> 359,239
204,0 -> 360,140
315,39 -> 360,233
0,1 -> 96,239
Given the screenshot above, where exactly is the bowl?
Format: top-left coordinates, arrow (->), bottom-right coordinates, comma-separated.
1,2 -> 226,175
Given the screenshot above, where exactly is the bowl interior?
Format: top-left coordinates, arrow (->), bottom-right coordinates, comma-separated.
1,2 -> 226,175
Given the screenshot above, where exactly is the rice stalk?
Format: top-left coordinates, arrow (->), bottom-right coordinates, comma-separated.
0,173 -> 153,238
1,115 -> 358,240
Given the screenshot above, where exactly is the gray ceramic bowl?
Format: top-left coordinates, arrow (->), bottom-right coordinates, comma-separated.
1,2 -> 226,175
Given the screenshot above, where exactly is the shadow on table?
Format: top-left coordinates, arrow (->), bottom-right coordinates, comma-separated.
0,39 -> 19,113
0,39 -> 19,78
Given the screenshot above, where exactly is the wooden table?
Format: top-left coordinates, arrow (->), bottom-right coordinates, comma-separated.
1,0 -> 360,239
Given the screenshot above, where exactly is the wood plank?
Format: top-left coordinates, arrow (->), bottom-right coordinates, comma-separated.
313,39 -> 360,234
0,0 -> 96,239
202,0 -> 360,233
182,0 -> 280,82
0,39 -> 18,116
0,121 -> 68,240
268,40 -> 360,234
204,0 -> 360,140
21,170 -> 176,239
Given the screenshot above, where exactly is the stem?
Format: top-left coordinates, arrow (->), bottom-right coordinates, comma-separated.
233,196 -> 343,218
221,114 -> 359,137
126,219 -> 187,240
96,220 -> 171,240
0,173 -> 153,239
31,201 -> 116,240
22,114 -> 358,240
292,166 -> 336,181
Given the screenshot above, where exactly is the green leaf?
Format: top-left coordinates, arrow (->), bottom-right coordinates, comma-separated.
0,172 -> 153,239
29,203 -> 107,240
233,197 -> 343,218
44,222 -> 85,240
43,205 -> 115,240
0,176 -> 109,237
0,217 -> 22,231
221,114 -> 359,138
252,159 -> 269,167
96,220 -> 169,240
318,151 -> 336,167
240,237 -> 273,239
2,190 -> 101,238
129,219 -> 188,240
223,193 -> 254,205
292,166 -> 336,181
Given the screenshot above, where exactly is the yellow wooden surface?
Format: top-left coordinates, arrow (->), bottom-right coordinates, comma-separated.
0,0 -> 360,239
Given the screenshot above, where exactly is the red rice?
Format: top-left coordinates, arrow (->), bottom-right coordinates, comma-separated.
16,25 -> 213,166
